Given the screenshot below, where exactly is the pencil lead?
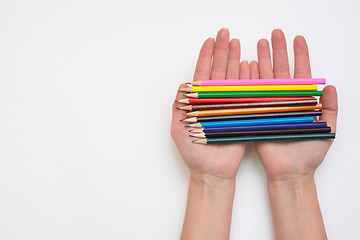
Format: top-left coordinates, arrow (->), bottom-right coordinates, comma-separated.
184,125 -> 190,127
185,82 -> 191,84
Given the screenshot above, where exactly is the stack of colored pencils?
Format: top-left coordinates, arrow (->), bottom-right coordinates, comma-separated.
177,78 -> 335,144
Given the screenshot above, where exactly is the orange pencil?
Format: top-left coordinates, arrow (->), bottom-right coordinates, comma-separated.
186,104 -> 322,117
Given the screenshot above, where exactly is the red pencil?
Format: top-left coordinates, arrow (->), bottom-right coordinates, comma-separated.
177,96 -> 315,104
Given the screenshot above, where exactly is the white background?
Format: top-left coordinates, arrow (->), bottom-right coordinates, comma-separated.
0,0 -> 359,239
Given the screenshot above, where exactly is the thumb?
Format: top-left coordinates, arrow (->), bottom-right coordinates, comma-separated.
319,85 -> 338,133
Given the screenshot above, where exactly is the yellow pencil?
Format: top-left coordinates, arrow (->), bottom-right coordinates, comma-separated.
179,85 -> 318,92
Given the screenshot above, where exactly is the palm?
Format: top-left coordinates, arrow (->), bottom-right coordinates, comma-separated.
171,28 -> 249,179
254,30 -> 338,180
256,139 -> 332,179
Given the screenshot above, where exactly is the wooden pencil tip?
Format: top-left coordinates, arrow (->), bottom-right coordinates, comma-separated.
179,87 -> 192,92
189,128 -> 204,133
177,98 -> 189,104
184,93 -> 197,98
192,139 -> 207,144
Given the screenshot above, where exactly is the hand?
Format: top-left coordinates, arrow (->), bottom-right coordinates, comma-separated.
171,28 -> 249,181
251,29 -> 336,240
253,29 -> 338,182
172,28 -> 251,240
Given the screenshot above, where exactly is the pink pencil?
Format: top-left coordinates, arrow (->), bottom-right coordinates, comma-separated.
190,78 -> 326,86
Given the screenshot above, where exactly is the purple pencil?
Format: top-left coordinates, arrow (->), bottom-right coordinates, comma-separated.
189,122 -> 328,133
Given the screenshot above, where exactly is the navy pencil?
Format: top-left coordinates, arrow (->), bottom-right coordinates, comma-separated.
189,122 -> 328,133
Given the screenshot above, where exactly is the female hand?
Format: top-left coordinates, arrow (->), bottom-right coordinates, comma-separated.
251,29 -> 337,240
253,29 -> 338,181
172,28 -> 251,240
171,28 -> 250,181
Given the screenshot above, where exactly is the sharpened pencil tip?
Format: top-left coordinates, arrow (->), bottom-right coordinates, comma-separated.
185,125 -> 190,127
185,82 -> 190,84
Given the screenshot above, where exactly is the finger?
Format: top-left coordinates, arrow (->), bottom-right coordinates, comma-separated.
250,61 -> 260,79
319,85 -> 338,133
271,29 -> 290,79
211,28 -> 230,80
294,35 -> 312,78
193,38 -> 216,81
226,38 -> 240,79
257,39 -> 274,79
239,60 -> 250,79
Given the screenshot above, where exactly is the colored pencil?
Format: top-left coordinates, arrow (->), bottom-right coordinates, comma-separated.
189,122 -> 328,133
192,133 -> 336,144
190,127 -> 331,138
190,78 -> 326,86
179,85 -> 318,92
179,99 -> 318,111
184,91 -> 323,98
177,97 -> 315,104
187,104 -> 322,117
182,110 -> 322,123
185,116 -> 315,128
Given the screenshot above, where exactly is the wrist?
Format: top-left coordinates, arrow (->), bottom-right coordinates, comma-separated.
266,173 -> 326,239
190,170 -> 236,191
181,170 -> 236,240
267,174 -> 315,195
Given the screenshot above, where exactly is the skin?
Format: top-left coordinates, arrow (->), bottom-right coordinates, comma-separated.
171,28 -> 248,240
254,29 -> 338,240
171,28 -> 337,240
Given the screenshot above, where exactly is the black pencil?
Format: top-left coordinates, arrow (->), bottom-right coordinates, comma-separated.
178,99 -> 318,111
181,110 -> 322,123
190,127 -> 331,138
192,133 -> 336,144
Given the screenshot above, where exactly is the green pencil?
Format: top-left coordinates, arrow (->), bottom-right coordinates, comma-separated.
192,133 -> 335,144
184,91 -> 323,98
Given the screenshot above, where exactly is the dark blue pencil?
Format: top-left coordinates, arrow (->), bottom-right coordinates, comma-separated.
185,116 -> 315,128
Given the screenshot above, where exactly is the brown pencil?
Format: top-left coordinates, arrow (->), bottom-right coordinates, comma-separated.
186,104 -> 322,117
178,99 -> 318,111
